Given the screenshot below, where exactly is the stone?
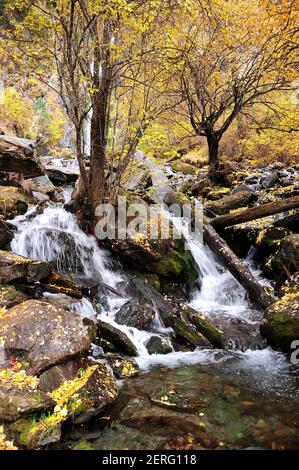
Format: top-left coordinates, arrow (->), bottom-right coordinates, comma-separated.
32,191 -> 49,203
0,220 -> 14,248
0,135 -> 44,178
29,175 -> 56,196
146,336 -> 173,355
0,285 -> 27,309
261,172 -> 279,189
0,369 -> 53,422
170,160 -> 197,175
115,299 -> 155,330
46,165 -> 79,184
106,355 -> 139,379
0,299 -> 95,374
42,272 -> 82,299
191,177 -> 212,196
97,320 -> 138,356
260,293 -> 299,352
0,186 -> 28,218
0,250 -> 53,284
280,234 -> 299,273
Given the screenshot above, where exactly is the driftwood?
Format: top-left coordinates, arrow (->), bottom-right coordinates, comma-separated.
204,223 -> 275,308
212,195 -> 299,229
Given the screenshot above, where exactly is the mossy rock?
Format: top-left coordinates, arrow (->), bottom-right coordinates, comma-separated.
170,160 -> 197,175
0,186 -> 29,219
145,336 -> 173,355
260,293 -> 299,351
183,306 -> 227,349
0,285 -> 27,309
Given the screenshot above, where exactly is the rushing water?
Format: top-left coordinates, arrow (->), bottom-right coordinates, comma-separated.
10,202 -> 299,449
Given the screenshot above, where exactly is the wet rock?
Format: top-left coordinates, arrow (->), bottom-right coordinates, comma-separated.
279,273 -> 299,296
0,299 -> 95,374
0,186 -> 28,218
145,336 -> 173,355
115,299 -> 155,330
280,234 -> 299,273
106,355 -> 139,379
0,369 -> 53,422
0,250 -> 53,284
170,160 -> 197,175
0,135 -> 44,178
205,191 -> 257,216
0,285 -> 27,308
171,316 -> 212,348
97,320 -> 138,356
39,357 -> 90,392
260,293 -> 299,352
0,220 -> 14,248
184,306 -> 227,348
274,210 -> 299,232
232,183 -> 255,194
150,388 -> 198,412
104,236 -> 197,287
261,172 -> 279,189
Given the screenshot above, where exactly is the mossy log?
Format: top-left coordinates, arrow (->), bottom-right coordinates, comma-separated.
204,224 -> 275,308
212,195 -> 299,229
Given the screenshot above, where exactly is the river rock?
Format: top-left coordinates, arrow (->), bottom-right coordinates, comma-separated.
191,177 -> 212,196
0,299 -> 95,374
145,336 -> 173,355
0,135 -> 44,178
280,234 -> 299,272
0,186 -> 28,218
0,285 -> 27,308
46,165 -> 79,184
170,160 -> 197,175
0,250 -> 53,284
205,191 -> 257,216
115,299 -> 155,330
0,220 -> 14,248
261,172 -> 279,189
260,293 -> 299,351
29,175 -> 56,196
106,355 -> 139,379
97,320 -> 138,356
0,371 -> 53,422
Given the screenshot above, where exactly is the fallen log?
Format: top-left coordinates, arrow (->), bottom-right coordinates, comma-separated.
212,195 -> 299,229
203,223 -> 275,308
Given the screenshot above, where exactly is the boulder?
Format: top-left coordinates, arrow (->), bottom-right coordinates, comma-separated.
0,285 -> 27,309
0,135 -> 44,178
0,250 -> 53,284
280,234 -> 299,273
46,165 -> 79,184
170,160 -> 197,175
115,299 -> 155,330
106,355 -> 139,379
145,336 -> 173,355
29,175 -> 56,196
205,191 -> 257,216
9,363 -> 118,448
0,369 -> 53,422
191,177 -> 212,197
32,191 -> 49,203
0,299 -> 95,374
279,273 -> 299,296
0,220 -> 14,248
260,293 -> 299,352
97,320 -> 138,356
261,172 -> 279,189
0,186 -> 28,218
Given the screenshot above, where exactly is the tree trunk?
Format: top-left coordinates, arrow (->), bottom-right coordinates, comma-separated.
212,195 -> 299,229
206,132 -> 220,174
204,223 -> 275,308
90,102 -> 106,210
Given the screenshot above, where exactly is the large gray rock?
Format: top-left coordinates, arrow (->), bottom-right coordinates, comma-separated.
115,299 -> 155,330
0,250 -> 53,284
0,135 -> 44,178
97,320 -> 138,356
0,299 -> 95,374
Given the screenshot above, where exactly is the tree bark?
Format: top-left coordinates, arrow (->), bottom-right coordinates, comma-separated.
204,223 -> 275,308
206,132 -> 220,173
212,195 -> 299,229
